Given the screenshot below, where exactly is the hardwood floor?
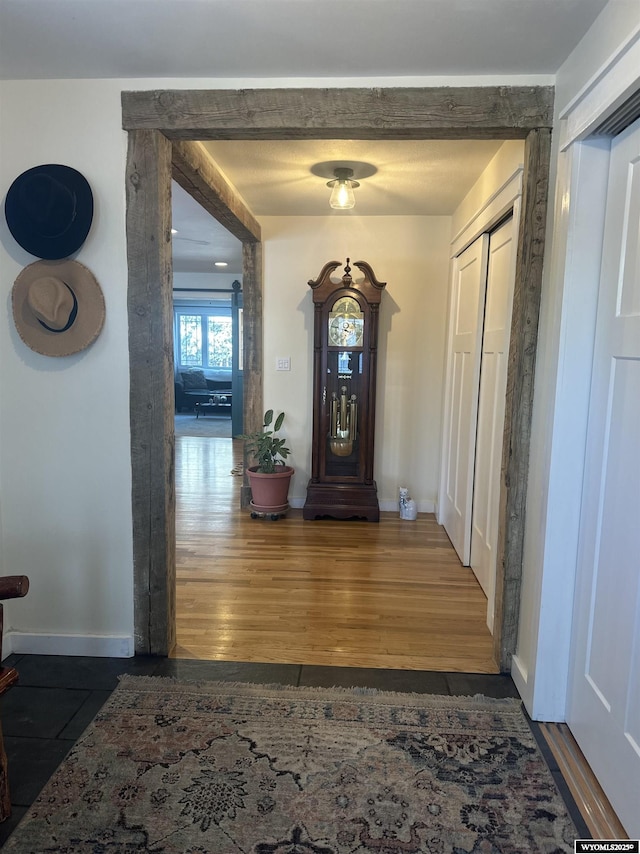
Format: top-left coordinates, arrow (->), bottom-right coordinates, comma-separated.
173,436 -> 628,836
174,436 -> 498,672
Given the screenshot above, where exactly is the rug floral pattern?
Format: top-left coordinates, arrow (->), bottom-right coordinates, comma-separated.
5,678 -> 578,853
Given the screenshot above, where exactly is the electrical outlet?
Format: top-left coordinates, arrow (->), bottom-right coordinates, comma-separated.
276,357 -> 291,371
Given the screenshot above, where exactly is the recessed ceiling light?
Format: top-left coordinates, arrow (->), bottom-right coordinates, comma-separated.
214,261 -> 228,267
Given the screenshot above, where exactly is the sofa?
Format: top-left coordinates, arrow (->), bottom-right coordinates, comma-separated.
174,368 -> 232,413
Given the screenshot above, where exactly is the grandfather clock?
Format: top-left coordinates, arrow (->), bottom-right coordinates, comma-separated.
303,259 -> 386,521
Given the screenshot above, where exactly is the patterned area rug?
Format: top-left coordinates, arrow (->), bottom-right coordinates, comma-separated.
5,678 -> 579,853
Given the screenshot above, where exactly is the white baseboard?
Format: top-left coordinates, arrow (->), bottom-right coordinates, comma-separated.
379,499 -> 399,513
510,653 -> 532,715
379,499 -> 435,514
3,632 -> 134,659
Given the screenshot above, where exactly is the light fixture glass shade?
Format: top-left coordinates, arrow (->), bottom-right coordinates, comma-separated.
327,168 -> 360,210
329,180 -> 356,209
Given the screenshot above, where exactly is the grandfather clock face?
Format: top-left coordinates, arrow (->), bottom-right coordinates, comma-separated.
328,296 -> 364,348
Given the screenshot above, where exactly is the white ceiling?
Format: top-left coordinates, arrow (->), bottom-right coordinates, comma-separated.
201,139 -> 505,217
172,138 -> 505,275
0,0 -> 608,80
172,181 -> 245,275
1,0 -> 610,278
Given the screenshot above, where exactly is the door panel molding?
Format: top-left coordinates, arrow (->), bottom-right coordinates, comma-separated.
470,215 -> 518,632
440,235 -> 489,565
567,119 -> 640,835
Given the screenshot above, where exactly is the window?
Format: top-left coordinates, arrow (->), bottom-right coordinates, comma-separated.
174,306 -> 232,369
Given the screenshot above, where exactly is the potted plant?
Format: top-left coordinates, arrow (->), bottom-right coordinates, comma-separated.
240,409 -> 294,514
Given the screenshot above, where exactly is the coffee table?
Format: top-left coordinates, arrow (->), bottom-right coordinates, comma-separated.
194,394 -> 232,419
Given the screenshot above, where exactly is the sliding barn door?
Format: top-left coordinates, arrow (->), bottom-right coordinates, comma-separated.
231,288 -> 243,437
440,235 -> 489,564
470,217 -> 516,624
566,117 -> 640,838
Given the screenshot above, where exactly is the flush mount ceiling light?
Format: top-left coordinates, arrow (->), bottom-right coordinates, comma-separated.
327,167 -> 360,210
311,161 -> 377,212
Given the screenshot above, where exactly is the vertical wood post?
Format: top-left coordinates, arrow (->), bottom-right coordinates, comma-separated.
241,239 -> 263,507
494,127 -> 552,670
126,129 -> 176,655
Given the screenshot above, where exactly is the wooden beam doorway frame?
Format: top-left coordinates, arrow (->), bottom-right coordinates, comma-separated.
122,86 -> 554,669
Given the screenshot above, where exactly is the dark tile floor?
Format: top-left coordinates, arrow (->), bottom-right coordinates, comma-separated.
0,654 -> 589,847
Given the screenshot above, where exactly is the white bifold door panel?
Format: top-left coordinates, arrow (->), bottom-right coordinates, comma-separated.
440,235 -> 489,564
470,217 -> 516,629
566,117 -> 640,837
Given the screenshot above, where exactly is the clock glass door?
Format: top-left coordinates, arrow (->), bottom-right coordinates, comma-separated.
325,349 -> 364,480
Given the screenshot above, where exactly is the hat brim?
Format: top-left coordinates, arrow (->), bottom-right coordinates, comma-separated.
5,165 -> 94,260
12,260 -> 105,357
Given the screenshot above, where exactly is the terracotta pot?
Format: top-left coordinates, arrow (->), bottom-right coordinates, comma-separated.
247,465 -> 294,511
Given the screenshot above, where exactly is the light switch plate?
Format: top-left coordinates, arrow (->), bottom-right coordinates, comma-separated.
276,357 -> 291,371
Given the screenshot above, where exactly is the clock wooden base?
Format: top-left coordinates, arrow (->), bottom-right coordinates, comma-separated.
302,481 -> 380,522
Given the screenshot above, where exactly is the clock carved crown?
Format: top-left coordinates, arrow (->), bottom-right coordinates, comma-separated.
307,257 -> 386,309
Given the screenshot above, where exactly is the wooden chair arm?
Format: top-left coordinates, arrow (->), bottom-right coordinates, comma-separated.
0,575 -> 29,821
0,576 -> 29,601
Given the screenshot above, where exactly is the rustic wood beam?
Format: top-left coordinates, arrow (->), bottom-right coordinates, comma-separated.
124,86 -> 554,666
126,129 -> 176,656
240,240 -> 263,508
494,127 -> 552,671
172,140 -> 261,242
122,87 -> 554,140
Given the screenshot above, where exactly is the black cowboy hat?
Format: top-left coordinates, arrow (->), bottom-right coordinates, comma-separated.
4,164 -> 93,259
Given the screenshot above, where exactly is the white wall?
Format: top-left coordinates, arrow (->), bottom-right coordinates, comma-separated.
260,215 -> 451,511
0,79 -> 134,656
450,141 -> 524,245
553,0 -> 640,113
173,272 -> 239,291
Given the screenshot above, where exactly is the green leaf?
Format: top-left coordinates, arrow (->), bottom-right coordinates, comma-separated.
239,407 -> 291,473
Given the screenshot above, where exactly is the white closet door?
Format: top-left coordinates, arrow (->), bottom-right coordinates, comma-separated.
566,117 -> 640,837
440,235 -> 489,564
470,217 -> 516,626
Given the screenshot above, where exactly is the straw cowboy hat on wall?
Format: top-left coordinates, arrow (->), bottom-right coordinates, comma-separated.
12,259 -> 105,357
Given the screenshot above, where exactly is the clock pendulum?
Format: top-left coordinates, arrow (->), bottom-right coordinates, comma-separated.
303,258 -> 386,521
